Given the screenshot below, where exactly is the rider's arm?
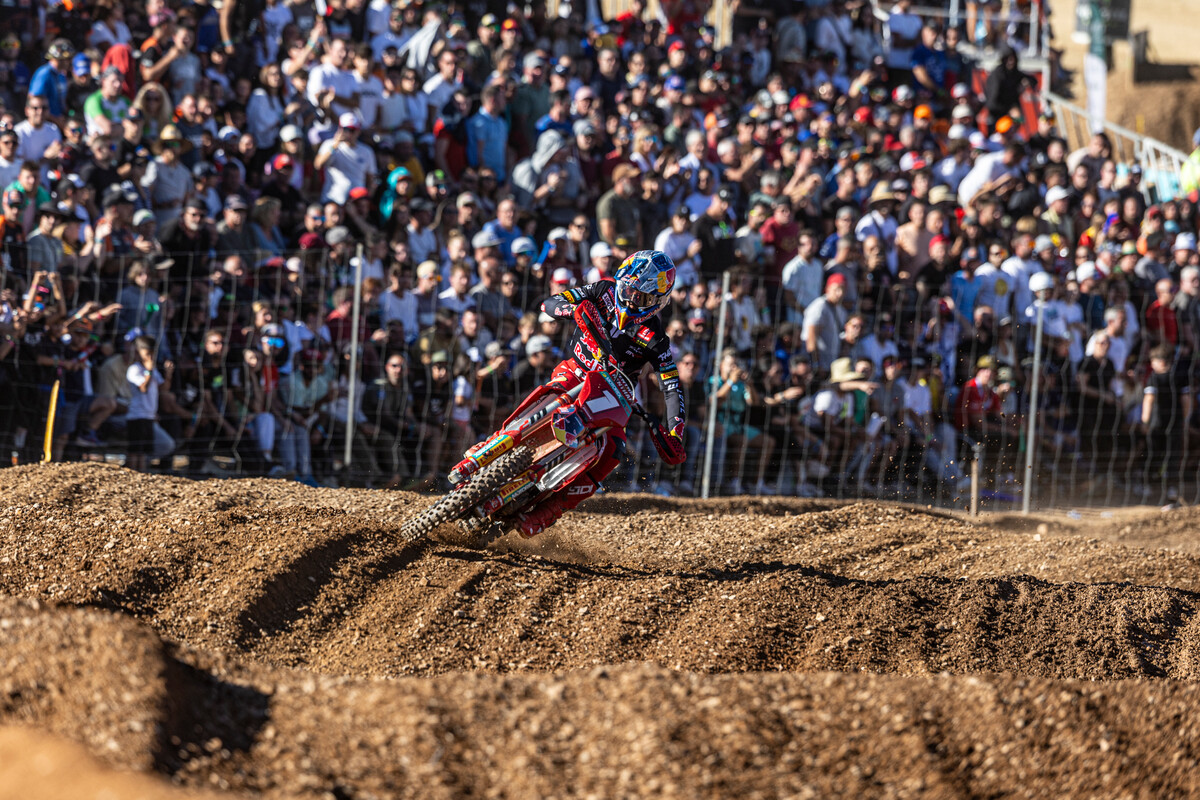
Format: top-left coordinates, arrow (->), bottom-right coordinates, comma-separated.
651,339 -> 686,434
540,282 -> 606,319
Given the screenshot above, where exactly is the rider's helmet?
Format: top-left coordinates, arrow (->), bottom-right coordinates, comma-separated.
612,249 -> 676,330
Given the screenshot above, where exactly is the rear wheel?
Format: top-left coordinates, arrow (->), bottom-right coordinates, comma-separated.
401,447 -> 533,541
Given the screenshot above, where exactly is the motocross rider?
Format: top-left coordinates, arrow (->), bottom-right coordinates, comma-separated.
511,249 -> 687,536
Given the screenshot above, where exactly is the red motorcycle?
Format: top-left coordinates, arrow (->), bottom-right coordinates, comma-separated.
401,324 -> 654,546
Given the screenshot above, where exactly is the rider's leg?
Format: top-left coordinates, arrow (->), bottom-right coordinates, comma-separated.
516,428 -> 625,536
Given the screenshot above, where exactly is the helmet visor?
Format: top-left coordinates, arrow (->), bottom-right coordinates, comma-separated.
618,283 -> 657,311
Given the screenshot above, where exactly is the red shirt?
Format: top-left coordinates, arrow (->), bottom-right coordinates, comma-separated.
955,377 -> 1001,431
759,218 -> 799,281
1145,299 -> 1178,345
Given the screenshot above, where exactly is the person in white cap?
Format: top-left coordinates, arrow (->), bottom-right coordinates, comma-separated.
1173,233 -> 1199,272
1039,184 -> 1074,244
585,240 -> 613,283
314,111 -> 377,205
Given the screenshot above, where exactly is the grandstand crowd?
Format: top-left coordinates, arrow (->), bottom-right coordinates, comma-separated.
0,0 -> 1197,503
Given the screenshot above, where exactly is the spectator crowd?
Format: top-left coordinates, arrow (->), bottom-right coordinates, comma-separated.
0,0 -> 1198,505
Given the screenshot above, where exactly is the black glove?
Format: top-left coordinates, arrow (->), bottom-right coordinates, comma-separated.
650,421 -> 686,465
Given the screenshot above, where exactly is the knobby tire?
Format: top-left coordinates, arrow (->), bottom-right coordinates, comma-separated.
400,447 -> 534,541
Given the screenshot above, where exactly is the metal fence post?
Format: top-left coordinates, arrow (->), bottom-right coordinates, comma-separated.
701,270 -> 731,499
1022,297 -> 1046,514
343,243 -> 364,473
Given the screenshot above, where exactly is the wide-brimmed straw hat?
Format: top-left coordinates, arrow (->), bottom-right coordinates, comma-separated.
153,124 -> 193,155
829,357 -> 865,384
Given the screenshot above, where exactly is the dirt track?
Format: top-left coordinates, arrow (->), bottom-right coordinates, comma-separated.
4,463 -> 1200,797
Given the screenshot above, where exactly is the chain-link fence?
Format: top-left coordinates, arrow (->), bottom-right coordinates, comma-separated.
1,231 -> 1196,511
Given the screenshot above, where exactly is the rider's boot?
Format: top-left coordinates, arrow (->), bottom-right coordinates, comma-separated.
516,475 -> 600,537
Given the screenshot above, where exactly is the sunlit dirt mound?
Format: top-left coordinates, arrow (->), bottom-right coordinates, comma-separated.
5,463 -> 1200,797
5,598 -> 1200,800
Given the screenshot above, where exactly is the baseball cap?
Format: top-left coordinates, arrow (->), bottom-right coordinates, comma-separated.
132,209 -> 155,227
299,232 -> 326,249
416,261 -> 440,280
285,257 -> 303,274
551,267 -> 573,284
1033,234 -> 1055,252
326,226 -> 350,246
72,53 -> 91,76
472,230 -> 502,249
217,125 -> 241,142
976,355 -> 998,370
668,40 -> 686,52
1175,233 -> 1198,252
546,227 -> 570,242
674,205 -> 691,218
184,196 -> 208,212
952,104 -> 973,120
968,131 -> 989,150
338,112 -> 361,129
590,241 -> 612,259
484,341 -> 513,359
456,192 -> 479,208
349,186 -> 370,201
280,125 -> 303,143
826,273 -> 846,288
523,52 -> 546,70
429,350 -> 451,365
1044,186 -> 1070,206
573,119 -> 597,137
224,194 -> 248,211
665,74 -> 685,92
526,335 -> 556,355
192,161 -> 218,179
511,236 -> 537,255
271,153 -> 294,171
716,186 -> 735,203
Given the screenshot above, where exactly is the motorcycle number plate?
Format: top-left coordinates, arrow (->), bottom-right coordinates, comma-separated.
585,392 -> 619,415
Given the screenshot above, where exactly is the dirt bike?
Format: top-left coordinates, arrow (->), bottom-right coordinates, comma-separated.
400,320 -> 655,547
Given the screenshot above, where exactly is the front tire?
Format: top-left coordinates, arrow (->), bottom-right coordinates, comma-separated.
401,447 -> 534,541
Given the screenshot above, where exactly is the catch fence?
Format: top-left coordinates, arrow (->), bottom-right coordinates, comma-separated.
0,240 -> 1193,512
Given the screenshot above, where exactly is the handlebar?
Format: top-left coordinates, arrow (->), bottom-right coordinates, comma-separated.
575,304 -> 655,425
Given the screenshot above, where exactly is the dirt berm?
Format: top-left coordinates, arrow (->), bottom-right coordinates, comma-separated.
4,463 -> 1200,797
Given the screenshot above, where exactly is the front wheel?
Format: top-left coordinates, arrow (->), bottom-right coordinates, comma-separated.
400,446 -> 534,541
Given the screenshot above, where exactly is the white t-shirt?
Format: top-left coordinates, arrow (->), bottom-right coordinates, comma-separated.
261,3 -> 295,65
126,363 -> 162,420
352,72 -> 385,129
317,139 -> 377,204
422,74 -> 460,117
14,121 -> 62,166
308,63 -> 357,118
805,388 -> 852,429
972,263 -> 1011,317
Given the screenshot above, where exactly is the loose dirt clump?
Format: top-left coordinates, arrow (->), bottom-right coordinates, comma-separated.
5,463 -> 1200,796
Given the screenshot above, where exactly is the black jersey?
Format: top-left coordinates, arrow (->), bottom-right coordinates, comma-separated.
541,278 -> 685,426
